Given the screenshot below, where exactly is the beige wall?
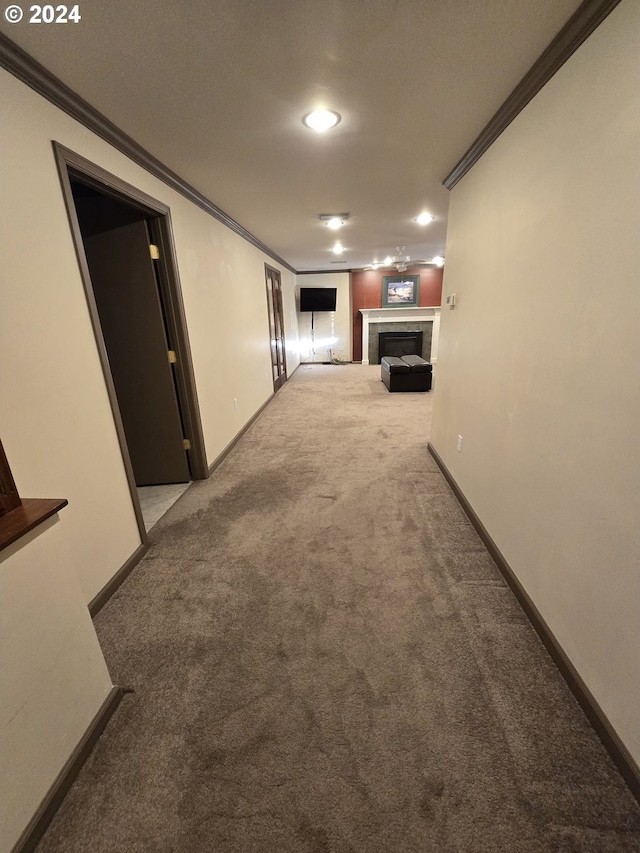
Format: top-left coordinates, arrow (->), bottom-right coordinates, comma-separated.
0,67 -> 299,603
0,68 -> 299,852
0,523 -> 113,851
430,0 -> 640,765
296,273 -> 351,362
170,216 -> 298,457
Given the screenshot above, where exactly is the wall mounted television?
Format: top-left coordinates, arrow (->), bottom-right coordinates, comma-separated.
299,287 -> 337,312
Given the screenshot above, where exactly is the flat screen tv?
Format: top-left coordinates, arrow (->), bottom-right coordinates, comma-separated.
299,287 -> 337,312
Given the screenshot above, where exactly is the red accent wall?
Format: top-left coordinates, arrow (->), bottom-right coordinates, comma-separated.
351,267 -> 443,361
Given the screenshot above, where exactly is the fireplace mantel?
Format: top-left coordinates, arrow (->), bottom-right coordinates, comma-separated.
360,306 -> 441,365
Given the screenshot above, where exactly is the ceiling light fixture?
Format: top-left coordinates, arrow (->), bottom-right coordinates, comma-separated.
303,109 -> 341,131
318,213 -> 350,230
383,256 -> 393,265
415,212 -> 434,225
332,242 -> 345,255
432,255 -> 445,267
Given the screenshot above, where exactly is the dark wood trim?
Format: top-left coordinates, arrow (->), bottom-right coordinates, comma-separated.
0,498 -> 68,551
54,144 -> 173,213
265,264 -> 288,391
0,33 -> 295,274
0,439 -> 21,515
146,211 -> 208,480
208,394 -> 276,476
53,143 -> 208,483
442,0 -> 622,189
427,442 -> 640,803
11,686 -> 123,853
88,542 -> 149,617
52,144 -> 212,580
52,144 -> 149,545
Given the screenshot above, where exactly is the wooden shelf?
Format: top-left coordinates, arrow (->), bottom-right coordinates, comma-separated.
0,498 -> 68,551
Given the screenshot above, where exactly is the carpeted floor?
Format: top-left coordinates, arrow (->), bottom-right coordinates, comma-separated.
37,365 -> 639,852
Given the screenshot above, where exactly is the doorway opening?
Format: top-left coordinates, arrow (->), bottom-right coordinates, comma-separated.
54,143 -> 208,538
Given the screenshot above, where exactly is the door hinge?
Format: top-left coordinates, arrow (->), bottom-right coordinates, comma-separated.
149,244 -> 160,260
168,350 -> 177,363
183,438 -> 191,451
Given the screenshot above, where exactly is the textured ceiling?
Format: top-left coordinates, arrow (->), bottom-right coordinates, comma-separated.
1,0 -> 583,270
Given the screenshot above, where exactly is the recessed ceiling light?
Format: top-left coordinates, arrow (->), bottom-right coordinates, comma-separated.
432,256 -> 445,267
415,212 -> 434,225
303,110 -> 341,131
325,217 -> 344,230
332,242 -> 345,255
383,256 -> 393,265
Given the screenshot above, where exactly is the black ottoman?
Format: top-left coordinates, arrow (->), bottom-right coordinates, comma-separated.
381,355 -> 432,392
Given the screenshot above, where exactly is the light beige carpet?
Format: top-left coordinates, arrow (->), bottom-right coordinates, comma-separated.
37,365 -> 639,852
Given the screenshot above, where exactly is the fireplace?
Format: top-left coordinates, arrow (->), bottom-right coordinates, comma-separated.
360,308 -> 440,365
378,331 -> 423,362
368,321 -> 433,363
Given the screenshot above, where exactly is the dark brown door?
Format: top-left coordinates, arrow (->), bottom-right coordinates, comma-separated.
81,213 -> 190,485
265,265 -> 287,391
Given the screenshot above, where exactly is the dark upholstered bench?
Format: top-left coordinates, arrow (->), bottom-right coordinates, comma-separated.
381,355 -> 432,392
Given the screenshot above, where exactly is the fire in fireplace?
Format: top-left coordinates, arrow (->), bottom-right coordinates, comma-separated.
378,331 -> 423,362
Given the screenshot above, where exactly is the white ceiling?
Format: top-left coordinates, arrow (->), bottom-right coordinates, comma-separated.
1,0 -> 583,271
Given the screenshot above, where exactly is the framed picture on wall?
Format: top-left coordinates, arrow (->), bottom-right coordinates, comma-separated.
382,275 -> 419,307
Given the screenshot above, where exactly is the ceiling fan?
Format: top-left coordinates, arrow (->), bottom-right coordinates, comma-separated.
364,247 -> 431,272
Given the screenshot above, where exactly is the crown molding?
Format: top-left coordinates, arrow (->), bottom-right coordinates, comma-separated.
297,269 -> 355,275
0,33 -> 297,274
442,0 -> 622,190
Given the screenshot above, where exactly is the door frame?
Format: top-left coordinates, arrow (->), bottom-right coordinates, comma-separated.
53,142 -> 208,542
264,263 -> 287,391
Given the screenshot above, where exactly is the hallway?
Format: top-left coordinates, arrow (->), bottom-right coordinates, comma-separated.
36,366 -> 639,852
